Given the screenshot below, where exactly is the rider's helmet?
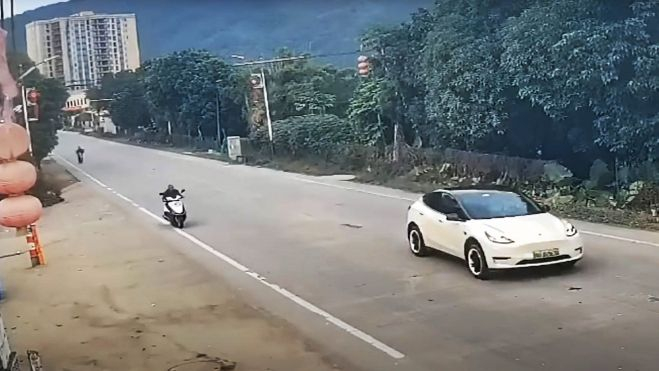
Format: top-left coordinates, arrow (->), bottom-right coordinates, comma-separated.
167,184 -> 174,190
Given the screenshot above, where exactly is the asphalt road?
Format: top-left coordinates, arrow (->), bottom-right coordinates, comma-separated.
55,132 -> 659,371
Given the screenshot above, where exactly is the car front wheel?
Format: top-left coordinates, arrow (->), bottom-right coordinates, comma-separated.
408,225 -> 429,257
466,242 -> 491,280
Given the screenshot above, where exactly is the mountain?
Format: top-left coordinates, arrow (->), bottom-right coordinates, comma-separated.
8,0 -> 433,66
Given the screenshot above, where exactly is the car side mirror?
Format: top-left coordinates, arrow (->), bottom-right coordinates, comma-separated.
541,204 -> 550,212
181,189 -> 186,193
446,213 -> 463,222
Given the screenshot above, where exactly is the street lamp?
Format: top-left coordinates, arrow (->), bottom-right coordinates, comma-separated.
18,55 -> 61,154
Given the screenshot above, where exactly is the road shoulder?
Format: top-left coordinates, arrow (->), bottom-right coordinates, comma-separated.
0,166 -> 345,371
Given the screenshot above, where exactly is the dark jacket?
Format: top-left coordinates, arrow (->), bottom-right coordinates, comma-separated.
159,188 -> 182,199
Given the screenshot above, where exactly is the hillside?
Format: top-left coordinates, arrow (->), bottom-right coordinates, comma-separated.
9,0 -> 433,65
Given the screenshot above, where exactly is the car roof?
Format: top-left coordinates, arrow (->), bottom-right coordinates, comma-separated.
430,186 -> 518,195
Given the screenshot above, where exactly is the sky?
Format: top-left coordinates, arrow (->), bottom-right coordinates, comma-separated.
13,0 -> 63,15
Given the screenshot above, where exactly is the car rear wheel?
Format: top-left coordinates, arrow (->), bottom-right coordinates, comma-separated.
408,226 -> 429,257
466,242 -> 491,280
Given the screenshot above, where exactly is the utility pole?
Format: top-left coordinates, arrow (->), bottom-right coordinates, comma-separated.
232,54 -> 306,152
215,86 -> 222,148
260,67 -> 273,146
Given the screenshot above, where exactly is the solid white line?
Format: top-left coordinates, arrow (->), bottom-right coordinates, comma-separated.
60,134 -> 659,249
292,177 -> 659,248
580,231 -> 659,248
294,177 -> 417,202
54,154 -> 406,360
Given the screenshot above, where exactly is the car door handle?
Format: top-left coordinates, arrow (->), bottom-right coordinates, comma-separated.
437,218 -> 444,223
418,212 -> 424,216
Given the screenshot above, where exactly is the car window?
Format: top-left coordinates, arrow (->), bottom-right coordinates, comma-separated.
422,192 -> 460,215
422,192 -> 442,212
454,191 -> 543,219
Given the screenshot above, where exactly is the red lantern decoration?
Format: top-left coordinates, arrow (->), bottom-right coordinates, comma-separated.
0,123 -> 29,160
357,55 -> 370,77
0,195 -> 43,228
0,161 -> 37,195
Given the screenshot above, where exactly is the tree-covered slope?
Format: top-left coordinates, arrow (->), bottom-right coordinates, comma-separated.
9,0 -> 433,64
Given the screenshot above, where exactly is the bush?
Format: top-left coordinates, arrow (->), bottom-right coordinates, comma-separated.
254,114 -> 358,156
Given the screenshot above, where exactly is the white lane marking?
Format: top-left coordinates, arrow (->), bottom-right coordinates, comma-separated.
292,177 -> 659,249
294,177 -> 417,202
54,154 -> 406,360
580,231 -> 659,248
61,134 -> 659,249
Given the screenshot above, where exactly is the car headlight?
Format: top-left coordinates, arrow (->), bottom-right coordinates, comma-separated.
484,230 -> 514,244
563,220 -> 578,237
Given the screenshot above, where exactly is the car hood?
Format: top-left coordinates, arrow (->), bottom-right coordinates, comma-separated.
473,213 -> 567,243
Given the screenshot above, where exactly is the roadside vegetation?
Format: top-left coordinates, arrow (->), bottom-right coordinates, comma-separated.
80,0 -> 659,229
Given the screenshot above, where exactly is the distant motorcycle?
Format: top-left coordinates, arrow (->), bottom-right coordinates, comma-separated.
76,147 -> 85,164
161,189 -> 186,228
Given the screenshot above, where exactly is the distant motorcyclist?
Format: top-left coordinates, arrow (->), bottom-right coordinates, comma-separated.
75,146 -> 85,164
159,184 -> 182,200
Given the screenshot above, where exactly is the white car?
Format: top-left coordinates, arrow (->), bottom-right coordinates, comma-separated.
406,188 -> 584,279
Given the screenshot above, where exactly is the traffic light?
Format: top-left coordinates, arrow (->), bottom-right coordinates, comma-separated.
250,73 -> 264,89
27,89 -> 40,104
26,88 -> 40,122
357,55 -> 370,77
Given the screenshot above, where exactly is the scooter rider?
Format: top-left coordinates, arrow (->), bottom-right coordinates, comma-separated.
159,185 -> 186,225
75,146 -> 85,164
159,184 -> 182,200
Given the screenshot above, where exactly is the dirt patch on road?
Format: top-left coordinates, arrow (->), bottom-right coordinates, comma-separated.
0,180 -> 345,370
25,158 -> 79,207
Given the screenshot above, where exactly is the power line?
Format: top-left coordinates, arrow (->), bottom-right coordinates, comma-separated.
231,50 -> 363,67
311,50 -> 362,59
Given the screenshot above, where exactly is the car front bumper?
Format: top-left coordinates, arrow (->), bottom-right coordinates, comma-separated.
485,236 -> 584,269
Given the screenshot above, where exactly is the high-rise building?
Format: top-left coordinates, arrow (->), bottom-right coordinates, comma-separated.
26,11 -> 140,90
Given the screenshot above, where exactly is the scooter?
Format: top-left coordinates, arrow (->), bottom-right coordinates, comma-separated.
162,189 -> 186,228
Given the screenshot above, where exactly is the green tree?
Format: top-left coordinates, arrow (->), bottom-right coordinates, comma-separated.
500,0 -> 659,163
87,71 -> 141,111
359,9 -> 433,147
108,71 -> 151,133
30,78 -> 68,165
267,54 -> 355,120
142,49 -> 244,139
347,77 -> 394,147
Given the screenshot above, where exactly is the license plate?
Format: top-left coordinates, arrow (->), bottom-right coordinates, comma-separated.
533,248 -> 559,259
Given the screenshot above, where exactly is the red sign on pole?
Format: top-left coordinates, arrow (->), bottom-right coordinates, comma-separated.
27,89 -> 40,104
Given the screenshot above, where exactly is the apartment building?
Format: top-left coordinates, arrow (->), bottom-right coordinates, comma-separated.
26,11 -> 140,90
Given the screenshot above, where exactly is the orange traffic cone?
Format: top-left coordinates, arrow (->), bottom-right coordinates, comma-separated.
25,224 -> 46,267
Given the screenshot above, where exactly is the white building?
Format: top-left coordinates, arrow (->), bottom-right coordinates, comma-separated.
64,91 -> 90,112
26,11 -> 140,91
63,92 -> 116,134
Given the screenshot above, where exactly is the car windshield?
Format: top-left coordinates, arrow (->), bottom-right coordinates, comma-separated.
454,191 -> 543,220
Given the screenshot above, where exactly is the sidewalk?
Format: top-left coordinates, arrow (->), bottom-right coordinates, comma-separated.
0,165 -> 341,370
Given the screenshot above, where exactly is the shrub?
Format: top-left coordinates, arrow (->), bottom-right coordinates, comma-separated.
254,114 -> 358,156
